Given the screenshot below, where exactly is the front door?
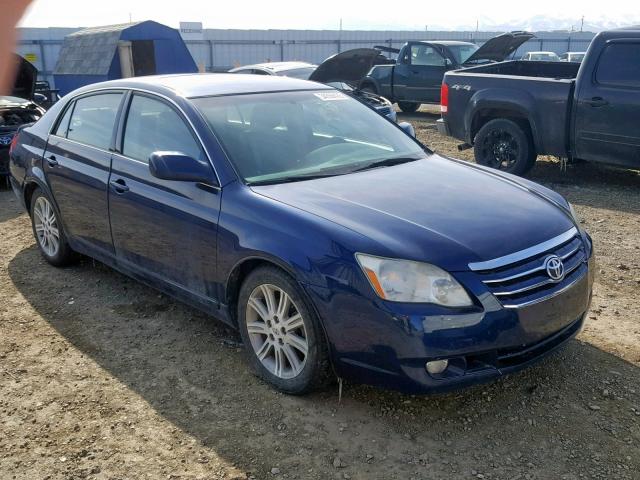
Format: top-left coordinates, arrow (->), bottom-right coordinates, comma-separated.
399,43 -> 448,103
108,92 -> 221,303
574,40 -> 640,166
43,91 -> 125,257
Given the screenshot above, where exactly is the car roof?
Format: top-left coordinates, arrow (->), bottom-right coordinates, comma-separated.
230,61 -> 317,73
66,73 -> 331,99
418,40 -> 476,47
527,51 -> 557,55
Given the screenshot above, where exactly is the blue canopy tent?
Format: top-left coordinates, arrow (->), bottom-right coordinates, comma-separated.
53,21 -> 197,95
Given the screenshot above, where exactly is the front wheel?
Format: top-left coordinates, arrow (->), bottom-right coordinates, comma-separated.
30,188 -> 75,266
397,101 -> 420,113
473,118 -> 537,176
237,267 -> 332,394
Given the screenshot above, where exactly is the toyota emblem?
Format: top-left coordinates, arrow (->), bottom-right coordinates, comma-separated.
544,255 -> 565,282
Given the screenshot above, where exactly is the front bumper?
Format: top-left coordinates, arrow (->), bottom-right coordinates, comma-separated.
306,254 -> 594,394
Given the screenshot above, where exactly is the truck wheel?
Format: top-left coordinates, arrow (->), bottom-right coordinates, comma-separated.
474,119 -> 536,176
398,102 -> 420,113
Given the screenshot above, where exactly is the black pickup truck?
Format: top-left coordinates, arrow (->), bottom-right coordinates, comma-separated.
359,32 -> 533,112
437,28 -> 640,175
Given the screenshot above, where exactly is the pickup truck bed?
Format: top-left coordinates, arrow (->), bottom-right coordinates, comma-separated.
442,61 -> 580,158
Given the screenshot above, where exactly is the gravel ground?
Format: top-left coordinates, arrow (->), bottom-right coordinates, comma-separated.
1,109 -> 639,479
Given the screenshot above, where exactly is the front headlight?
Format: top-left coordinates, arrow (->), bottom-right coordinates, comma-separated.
355,254 -> 473,307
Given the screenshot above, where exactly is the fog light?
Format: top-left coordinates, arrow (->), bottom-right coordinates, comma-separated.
426,359 -> 449,375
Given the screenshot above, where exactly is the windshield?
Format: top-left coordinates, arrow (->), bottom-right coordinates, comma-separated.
276,67 -> 316,79
447,44 -> 479,64
192,90 -> 426,185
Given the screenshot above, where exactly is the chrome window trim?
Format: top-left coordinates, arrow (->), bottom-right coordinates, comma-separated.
47,86 -> 221,187
468,227 -> 578,272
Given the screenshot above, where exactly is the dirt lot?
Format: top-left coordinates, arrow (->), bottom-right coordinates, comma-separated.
1,109 -> 640,480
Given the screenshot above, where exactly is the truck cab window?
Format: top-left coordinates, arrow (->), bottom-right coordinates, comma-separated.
595,43 -> 640,88
410,45 -> 445,66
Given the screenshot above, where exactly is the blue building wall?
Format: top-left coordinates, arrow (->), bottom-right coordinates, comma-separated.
54,21 -> 197,95
55,74 -> 109,96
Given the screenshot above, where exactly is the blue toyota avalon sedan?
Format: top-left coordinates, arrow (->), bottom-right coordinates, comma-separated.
9,74 -> 594,395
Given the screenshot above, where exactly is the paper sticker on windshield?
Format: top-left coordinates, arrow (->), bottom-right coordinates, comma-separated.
314,91 -> 349,101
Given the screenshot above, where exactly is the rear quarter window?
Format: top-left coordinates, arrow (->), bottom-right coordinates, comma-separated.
67,93 -> 123,150
595,43 -> 640,88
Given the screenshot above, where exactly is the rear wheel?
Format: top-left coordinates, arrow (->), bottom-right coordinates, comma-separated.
30,188 -> 75,266
237,266 -> 332,394
473,118 -> 536,176
398,101 -> 420,113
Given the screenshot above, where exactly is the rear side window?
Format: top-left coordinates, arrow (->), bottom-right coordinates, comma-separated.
595,43 -> 640,88
53,103 -> 74,137
67,93 -> 123,149
122,94 -> 204,163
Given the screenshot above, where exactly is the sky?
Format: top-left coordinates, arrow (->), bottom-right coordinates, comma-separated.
18,0 -> 640,31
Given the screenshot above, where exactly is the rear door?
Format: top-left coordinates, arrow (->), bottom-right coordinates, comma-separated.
108,92 -> 221,304
574,40 -> 640,166
44,91 -> 125,257
396,43 -> 448,103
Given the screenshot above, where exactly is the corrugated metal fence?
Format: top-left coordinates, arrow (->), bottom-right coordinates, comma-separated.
16,28 -> 597,88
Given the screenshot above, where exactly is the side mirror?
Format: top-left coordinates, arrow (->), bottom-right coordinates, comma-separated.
398,121 -> 415,137
444,58 -> 453,67
149,151 -> 216,185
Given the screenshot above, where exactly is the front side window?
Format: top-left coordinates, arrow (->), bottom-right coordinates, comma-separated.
595,43 -> 640,88
67,93 -> 123,149
410,45 -> 445,66
122,94 -> 205,163
192,90 -> 427,185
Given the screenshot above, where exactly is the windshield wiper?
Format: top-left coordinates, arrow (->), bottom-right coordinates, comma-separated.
351,156 -> 421,172
246,171 -> 347,186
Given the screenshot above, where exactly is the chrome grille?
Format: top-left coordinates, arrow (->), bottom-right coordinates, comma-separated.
470,228 -> 588,308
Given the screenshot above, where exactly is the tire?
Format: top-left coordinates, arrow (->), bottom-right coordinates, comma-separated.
398,101 -> 420,113
30,188 -> 75,267
360,84 -> 378,95
473,118 -> 537,176
237,266 -> 332,394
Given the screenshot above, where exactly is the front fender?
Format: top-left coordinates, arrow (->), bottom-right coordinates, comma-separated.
217,182 -> 377,296
465,88 -> 542,151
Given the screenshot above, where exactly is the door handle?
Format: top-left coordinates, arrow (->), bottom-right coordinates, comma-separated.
109,178 -> 130,193
46,155 -> 58,167
586,96 -> 609,107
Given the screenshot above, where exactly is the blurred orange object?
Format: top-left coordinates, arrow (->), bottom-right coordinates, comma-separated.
0,0 -> 33,95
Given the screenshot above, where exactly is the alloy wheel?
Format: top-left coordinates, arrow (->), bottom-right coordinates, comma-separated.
480,129 -> 519,170
33,196 -> 60,257
245,284 -> 308,379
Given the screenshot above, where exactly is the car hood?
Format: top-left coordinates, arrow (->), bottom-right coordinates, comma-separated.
463,31 -> 535,64
11,54 -> 37,100
251,155 -> 574,271
309,48 -> 393,86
